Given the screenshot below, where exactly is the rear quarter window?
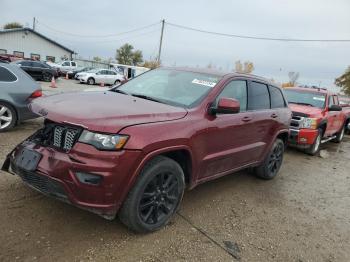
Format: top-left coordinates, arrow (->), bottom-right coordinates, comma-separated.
0,66 -> 17,82
269,86 -> 286,108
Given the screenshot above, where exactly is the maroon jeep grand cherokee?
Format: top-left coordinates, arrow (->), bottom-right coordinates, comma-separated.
2,67 -> 291,232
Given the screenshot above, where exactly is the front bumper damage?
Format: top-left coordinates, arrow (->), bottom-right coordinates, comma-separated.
2,128 -> 141,220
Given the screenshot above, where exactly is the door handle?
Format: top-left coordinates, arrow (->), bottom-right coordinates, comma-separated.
242,116 -> 252,122
271,113 -> 278,118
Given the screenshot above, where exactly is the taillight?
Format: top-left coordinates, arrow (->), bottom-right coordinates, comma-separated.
29,90 -> 42,98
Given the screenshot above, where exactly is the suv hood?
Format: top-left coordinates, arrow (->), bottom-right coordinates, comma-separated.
289,103 -> 323,117
30,92 -> 188,133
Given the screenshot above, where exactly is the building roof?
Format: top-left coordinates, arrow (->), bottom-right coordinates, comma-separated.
0,27 -> 74,54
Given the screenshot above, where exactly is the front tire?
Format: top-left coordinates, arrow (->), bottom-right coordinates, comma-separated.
305,128 -> 322,155
87,77 -> 95,85
119,156 -> 185,233
114,80 -> 121,85
334,125 -> 345,143
255,138 -> 284,180
0,102 -> 17,132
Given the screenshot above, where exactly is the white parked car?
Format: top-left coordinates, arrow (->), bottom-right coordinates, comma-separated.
78,69 -> 125,85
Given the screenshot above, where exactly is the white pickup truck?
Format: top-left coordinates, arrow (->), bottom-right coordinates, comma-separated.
58,61 -> 78,74
46,61 -> 78,75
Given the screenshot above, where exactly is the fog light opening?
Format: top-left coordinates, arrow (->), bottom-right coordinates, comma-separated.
75,172 -> 103,186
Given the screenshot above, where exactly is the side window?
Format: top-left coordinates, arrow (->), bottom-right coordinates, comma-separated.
32,62 -> 43,68
248,81 -> 270,110
216,80 -> 247,112
0,66 -> 17,82
328,96 -> 334,107
333,96 -> 339,105
62,62 -> 70,66
269,86 -> 286,108
20,61 -> 32,67
71,62 -> 76,66
110,71 -> 116,75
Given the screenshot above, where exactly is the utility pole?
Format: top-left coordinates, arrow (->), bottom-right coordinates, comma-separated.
157,19 -> 165,64
33,17 -> 36,31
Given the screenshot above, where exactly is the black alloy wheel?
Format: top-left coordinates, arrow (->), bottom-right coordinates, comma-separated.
267,141 -> 284,176
139,171 -> 180,224
255,138 -> 284,180
119,156 -> 185,233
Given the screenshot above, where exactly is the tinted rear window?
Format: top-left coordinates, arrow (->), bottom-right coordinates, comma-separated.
0,66 -> 17,82
269,86 -> 286,108
248,81 -> 270,110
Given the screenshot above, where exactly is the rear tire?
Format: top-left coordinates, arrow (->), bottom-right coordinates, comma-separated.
305,128 -> 322,155
334,125 -> 345,143
114,80 -> 121,85
87,78 -> 95,85
118,156 -> 185,233
0,102 -> 17,132
255,138 -> 284,180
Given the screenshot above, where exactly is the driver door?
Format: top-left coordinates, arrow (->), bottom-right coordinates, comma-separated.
325,95 -> 336,136
198,79 -> 258,179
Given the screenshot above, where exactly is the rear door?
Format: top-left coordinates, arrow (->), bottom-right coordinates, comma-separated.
32,62 -> 45,79
332,95 -> 344,133
246,81 -> 276,161
109,70 -> 116,84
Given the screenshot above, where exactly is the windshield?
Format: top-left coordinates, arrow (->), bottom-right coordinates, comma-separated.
284,89 -> 326,108
117,69 -> 221,107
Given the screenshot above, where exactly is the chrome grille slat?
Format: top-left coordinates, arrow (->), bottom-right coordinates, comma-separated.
53,126 -> 64,147
63,129 -> 79,150
50,125 -> 80,151
290,113 -> 304,130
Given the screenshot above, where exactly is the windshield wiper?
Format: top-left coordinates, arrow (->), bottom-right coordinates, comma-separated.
289,101 -> 314,107
110,89 -> 129,95
130,93 -> 164,104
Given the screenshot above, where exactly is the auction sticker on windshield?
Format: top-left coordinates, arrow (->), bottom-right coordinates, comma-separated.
192,78 -> 217,87
313,96 -> 325,101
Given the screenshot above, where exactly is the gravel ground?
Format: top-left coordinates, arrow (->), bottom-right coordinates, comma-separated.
0,79 -> 349,261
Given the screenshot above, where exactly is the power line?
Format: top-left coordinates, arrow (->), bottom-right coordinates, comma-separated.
38,27 -> 160,44
166,21 -> 350,42
36,20 -> 161,38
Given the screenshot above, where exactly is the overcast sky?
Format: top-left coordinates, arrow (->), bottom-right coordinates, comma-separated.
1,0 -> 350,88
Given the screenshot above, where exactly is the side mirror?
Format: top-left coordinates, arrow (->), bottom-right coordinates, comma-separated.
329,104 -> 342,111
209,97 -> 240,115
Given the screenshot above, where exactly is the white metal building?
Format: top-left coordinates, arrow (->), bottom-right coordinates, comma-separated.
0,27 -> 74,62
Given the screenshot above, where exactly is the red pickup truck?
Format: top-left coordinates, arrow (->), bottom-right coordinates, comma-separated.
339,95 -> 350,134
284,87 -> 347,155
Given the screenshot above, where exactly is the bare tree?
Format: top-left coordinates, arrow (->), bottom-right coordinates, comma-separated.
288,72 -> 300,86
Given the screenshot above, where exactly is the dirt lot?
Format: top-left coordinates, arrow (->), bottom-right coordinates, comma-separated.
0,79 -> 350,261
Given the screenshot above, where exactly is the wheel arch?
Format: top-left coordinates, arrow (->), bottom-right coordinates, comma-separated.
318,120 -> 327,136
87,77 -> 95,84
118,146 -> 194,210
